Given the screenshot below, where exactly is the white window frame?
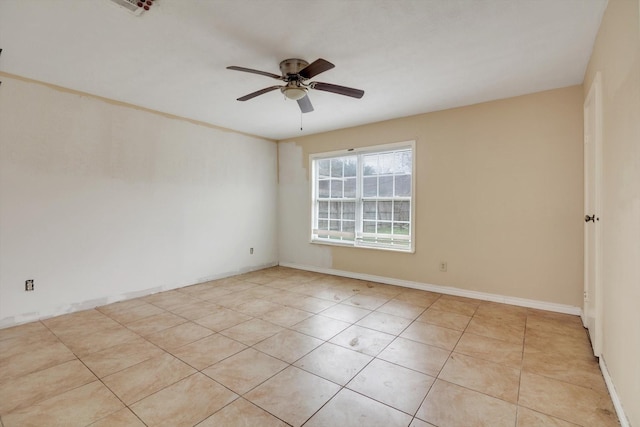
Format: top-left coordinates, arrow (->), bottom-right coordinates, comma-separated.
309,140 -> 416,253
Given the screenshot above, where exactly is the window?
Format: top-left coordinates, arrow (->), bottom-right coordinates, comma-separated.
311,141 -> 414,252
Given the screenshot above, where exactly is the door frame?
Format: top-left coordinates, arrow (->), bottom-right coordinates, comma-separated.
583,71 -> 603,357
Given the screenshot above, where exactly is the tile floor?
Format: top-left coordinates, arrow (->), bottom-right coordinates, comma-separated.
0,267 -> 620,427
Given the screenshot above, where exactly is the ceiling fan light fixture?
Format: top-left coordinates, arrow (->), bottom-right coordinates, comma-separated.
281,86 -> 308,101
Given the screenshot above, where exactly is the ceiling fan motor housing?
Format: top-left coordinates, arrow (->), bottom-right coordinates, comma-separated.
279,59 -> 309,78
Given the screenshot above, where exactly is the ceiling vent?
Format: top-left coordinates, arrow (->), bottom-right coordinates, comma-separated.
109,0 -> 155,15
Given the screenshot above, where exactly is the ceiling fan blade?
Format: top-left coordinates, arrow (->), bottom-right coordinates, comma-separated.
227,66 -> 283,80
297,95 -> 314,113
299,58 -> 335,79
312,82 -> 365,99
237,86 -> 282,101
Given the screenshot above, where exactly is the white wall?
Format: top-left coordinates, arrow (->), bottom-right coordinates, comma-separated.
0,76 -> 278,327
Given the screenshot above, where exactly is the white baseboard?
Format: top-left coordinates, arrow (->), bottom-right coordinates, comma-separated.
279,262 -> 582,316
599,356 -> 631,427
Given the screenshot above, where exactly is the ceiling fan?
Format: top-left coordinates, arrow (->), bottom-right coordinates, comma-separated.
227,58 -> 365,113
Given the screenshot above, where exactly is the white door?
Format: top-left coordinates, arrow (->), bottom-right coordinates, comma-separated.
583,72 -> 603,357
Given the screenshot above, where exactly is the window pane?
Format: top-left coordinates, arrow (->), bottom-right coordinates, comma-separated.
363,176 -> 377,197
363,201 -> 376,220
377,222 -> 392,234
363,221 -> 376,233
318,159 -> 330,178
380,153 -> 394,174
318,220 -> 328,230
330,220 -> 340,231
344,158 -> 357,177
394,201 -> 410,221
395,151 -> 412,174
344,177 -> 356,197
363,155 -> 378,176
330,179 -> 343,198
343,202 -> 356,220
330,201 -> 340,217
343,221 -> 355,233
379,176 -> 393,197
393,223 -> 410,235
394,175 -> 411,197
318,180 -> 330,198
331,158 -> 344,177
318,201 -> 328,218
378,201 -> 392,220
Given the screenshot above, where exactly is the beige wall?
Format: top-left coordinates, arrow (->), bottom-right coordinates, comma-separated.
583,0 -> 640,425
0,75 -> 279,327
279,86 -> 585,307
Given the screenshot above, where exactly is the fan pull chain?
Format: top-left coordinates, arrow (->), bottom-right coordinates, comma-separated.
300,112 -> 303,131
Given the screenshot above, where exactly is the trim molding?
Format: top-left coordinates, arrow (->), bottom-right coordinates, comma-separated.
599,356 -> 631,427
279,262 -> 582,315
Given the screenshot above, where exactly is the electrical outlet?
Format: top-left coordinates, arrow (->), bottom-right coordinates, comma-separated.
25,279 -> 34,291
439,262 -> 447,272
250,248 -> 254,254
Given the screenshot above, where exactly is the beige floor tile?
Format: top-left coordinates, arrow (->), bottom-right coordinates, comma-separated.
57,324 -> 140,357
144,291 -> 199,311
400,322 -> 462,350
80,336 -> 164,378
347,358 -> 435,414
453,332 -> 523,368
294,342 -> 372,385
342,293 -> 390,310
290,315 -> 350,340
102,353 -> 196,405
356,311 -> 413,335
253,330 -> 322,363
394,291 -> 441,308
0,338 -> 76,382
377,337 -> 450,376
171,333 -> 247,370
516,407 -> 579,427
193,308 -> 252,332
524,327 -> 594,361
101,302 -> 166,324
42,309 -> 119,337
466,316 -> 525,344
2,381 -> 123,427
166,301 -> 221,321
284,295 -> 336,313
130,373 -> 237,427
244,366 -> 340,427
260,306 -> 313,327
196,286 -> 236,301
0,321 -> 51,342
125,312 -> 187,336
320,304 -> 371,323
197,398 -> 289,427
146,321 -> 213,351
88,408 -> 146,427
234,299 -> 282,317
474,302 -> 528,323
304,388 -> 412,427
417,379 -> 517,427
0,359 -> 96,415
416,308 -> 471,331
218,318 -> 283,346
409,418 -> 437,427
428,296 -> 479,316
202,348 -> 287,394
330,325 -> 395,356
306,287 -> 354,302
213,292 -> 253,309
518,372 -> 619,426
376,299 -> 426,319
438,353 -> 521,403
525,316 -> 588,340
522,350 -> 606,392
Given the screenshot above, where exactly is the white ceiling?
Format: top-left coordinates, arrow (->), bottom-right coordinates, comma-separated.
0,0 -> 607,140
